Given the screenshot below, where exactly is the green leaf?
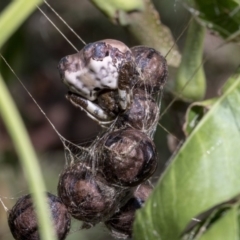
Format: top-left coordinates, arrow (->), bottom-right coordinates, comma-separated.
183,99 -> 216,136
134,74 -> 240,240
184,0 -> 240,42
182,196 -> 240,240
198,205 -> 239,240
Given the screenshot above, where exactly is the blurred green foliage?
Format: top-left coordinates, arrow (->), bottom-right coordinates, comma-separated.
185,0 -> 240,41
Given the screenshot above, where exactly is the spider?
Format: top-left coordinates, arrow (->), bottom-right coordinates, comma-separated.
58,39 -> 136,125
58,39 -> 168,128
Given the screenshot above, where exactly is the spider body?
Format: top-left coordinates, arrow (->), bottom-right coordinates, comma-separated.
58,39 -> 136,125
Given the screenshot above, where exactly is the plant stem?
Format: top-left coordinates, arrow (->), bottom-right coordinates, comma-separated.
175,18 -> 206,101
0,0 -> 57,239
0,74 -> 57,240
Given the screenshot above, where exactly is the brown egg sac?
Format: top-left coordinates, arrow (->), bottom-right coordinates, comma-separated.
57,161 -> 130,227
105,183 -> 153,239
102,128 -> 158,187
116,89 -> 159,136
8,193 -> 71,240
131,46 -> 168,94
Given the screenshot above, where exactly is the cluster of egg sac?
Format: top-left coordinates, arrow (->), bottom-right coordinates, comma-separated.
8,40 -> 168,240
57,40 -> 168,238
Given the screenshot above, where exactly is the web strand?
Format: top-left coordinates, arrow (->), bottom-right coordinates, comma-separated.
158,123 -> 180,142
43,0 -> 86,46
36,5 -> 79,52
165,18 -> 193,59
0,53 -> 87,155
0,197 -> 8,212
160,40 -> 230,120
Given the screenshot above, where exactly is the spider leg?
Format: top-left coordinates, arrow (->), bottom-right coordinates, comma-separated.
66,92 -> 114,125
118,62 -> 133,110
